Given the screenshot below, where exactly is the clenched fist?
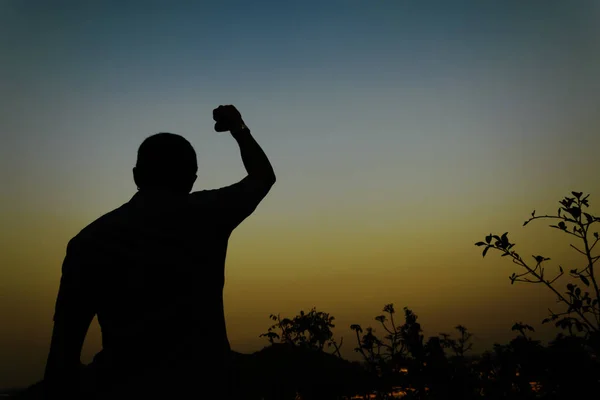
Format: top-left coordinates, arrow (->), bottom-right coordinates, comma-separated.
213,105 -> 246,133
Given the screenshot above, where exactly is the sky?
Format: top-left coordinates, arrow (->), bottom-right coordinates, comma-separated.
1,0 -> 600,389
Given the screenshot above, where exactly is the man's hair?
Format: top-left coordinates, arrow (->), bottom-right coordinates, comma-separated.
135,132 -> 197,192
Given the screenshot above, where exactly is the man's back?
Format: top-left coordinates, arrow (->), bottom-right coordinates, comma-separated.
64,181 -> 272,384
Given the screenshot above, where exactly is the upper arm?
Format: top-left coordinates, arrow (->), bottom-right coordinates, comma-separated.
193,175 -> 275,231
53,239 -> 96,322
49,239 -> 95,362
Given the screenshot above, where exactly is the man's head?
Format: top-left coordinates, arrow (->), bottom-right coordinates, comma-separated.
133,132 -> 198,194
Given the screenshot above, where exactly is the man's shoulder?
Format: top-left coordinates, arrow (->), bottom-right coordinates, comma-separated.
188,178 -> 261,203
188,188 -> 219,199
187,188 -> 230,206
70,202 -> 131,246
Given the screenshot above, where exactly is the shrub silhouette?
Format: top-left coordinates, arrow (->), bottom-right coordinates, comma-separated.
253,308 -> 371,400
349,304 -> 480,399
259,307 -> 343,356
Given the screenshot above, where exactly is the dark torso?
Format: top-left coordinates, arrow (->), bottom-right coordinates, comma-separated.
74,191 -> 234,378
56,175 -> 274,395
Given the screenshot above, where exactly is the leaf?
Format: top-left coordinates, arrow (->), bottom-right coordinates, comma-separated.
568,207 -> 581,219
475,241 -> 486,246
594,232 -> 599,239
580,275 -> 590,286
485,234 -> 492,244
531,210 -> 536,217
572,191 -> 582,199
559,266 -> 563,273
482,246 -> 490,258
501,232 -> 509,246
584,213 -> 594,224
558,221 -> 567,230
523,220 -> 529,226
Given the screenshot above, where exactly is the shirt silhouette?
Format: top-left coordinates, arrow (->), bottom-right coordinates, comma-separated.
43,111 -> 275,398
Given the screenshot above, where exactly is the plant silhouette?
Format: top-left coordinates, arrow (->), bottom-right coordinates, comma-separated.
260,307 -> 343,356
475,191 -> 600,345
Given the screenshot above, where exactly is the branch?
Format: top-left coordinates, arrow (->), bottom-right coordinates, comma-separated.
590,236 -> 600,252
526,214 -> 576,224
389,311 -> 397,333
581,229 -> 600,330
514,277 -> 539,283
505,249 -> 597,331
570,244 -> 587,255
548,270 -> 564,285
380,321 -> 395,336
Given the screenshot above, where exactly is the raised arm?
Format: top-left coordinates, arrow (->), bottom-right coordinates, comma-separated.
232,129 -> 276,186
199,106 -> 276,230
215,105 -> 275,184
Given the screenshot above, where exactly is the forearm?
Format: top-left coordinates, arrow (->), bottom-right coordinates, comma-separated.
44,283 -> 93,391
44,342 -> 82,397
232,126 -> 276,183
44,323 -> 86,382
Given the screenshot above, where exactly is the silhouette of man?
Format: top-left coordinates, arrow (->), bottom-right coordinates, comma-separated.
42,105 -> 276,398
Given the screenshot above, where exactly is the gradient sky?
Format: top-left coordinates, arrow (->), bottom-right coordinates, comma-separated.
1,0 -> 600,389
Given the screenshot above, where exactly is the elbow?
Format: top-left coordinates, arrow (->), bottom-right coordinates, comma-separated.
249,169 -> 276,186
262,168 -> 276,186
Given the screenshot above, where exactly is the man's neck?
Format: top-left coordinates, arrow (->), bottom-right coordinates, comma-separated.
134,189 -> 189,201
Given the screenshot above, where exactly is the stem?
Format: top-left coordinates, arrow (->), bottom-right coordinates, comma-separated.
580,217 -> 600,328
354,330 -> 371,366
389,312 -> 397,361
